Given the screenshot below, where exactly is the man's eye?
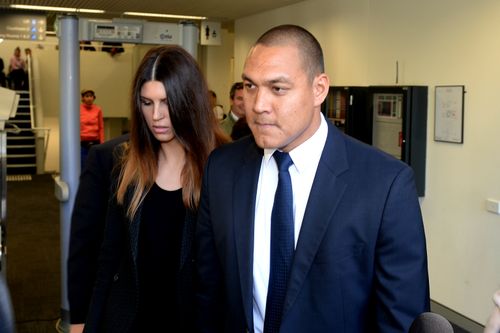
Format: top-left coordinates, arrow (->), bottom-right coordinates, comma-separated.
244,83 -> 255,90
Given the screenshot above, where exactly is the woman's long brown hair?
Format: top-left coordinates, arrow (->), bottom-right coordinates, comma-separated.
116,45 -> 229,219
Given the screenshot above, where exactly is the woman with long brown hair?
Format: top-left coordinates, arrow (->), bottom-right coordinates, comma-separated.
81,45 -> 228,333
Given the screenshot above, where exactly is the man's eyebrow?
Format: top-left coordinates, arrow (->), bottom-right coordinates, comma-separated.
268,76 -> 291,84
242,74 -> 252,82
241,74 -> 291,85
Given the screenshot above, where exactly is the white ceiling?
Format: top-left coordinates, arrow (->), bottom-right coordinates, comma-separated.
0,0 -> 304,24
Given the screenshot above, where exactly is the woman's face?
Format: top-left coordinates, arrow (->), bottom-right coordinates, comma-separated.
140,80 -> 176,144
81,93 -> 95,106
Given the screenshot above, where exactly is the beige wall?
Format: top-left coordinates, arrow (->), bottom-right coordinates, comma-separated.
3,1 -> 499,324
0,38 -> 178,172
234,0 -> 500,326
203,29 -> 235,114
1,38 -> 136,118
1,37 -> 138,172
1,34 -> 235,172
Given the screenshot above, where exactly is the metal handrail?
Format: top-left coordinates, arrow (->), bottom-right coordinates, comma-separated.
25,53 -> 36,128
4,124 -> 51,169
8,55 -> 49,172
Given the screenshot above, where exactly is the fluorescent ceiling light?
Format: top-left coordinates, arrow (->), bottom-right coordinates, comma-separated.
77,9 -> 106,14
124,11 -> 206,20
10,4 -> 105,14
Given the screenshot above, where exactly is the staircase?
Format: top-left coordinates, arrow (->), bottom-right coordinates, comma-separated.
5,90 -> 37,175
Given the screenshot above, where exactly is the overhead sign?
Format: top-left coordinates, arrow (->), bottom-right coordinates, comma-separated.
142,22 -> 180,45
200,21 -> 221,46
81,19 -> 181,45
0,13 -> 46,41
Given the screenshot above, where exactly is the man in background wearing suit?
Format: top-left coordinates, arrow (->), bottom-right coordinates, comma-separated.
220,81 -> 245,136
67,134 -> 128,333
196,24 -> 429,332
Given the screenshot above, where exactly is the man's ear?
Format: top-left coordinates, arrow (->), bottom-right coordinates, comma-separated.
313,73 -> 330,108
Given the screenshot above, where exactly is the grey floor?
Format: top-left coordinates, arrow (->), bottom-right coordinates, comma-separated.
5,174 -> 61,333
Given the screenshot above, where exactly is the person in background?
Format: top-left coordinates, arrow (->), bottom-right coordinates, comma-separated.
81,45 -> 229,333
101,42 -> 125,57
196,24 -> 429,332
68,133 -> 129,333
485,290 -> 500,333
220,82 -> 245,136
23,48 -> 32,90
80,89 -> 104,170
8,47 -> 25,90
80,41 -> 96,51
24,48 -> 32,60
209,89 -> 225,121
230,117 -> 252,141
0,58 -> 6,88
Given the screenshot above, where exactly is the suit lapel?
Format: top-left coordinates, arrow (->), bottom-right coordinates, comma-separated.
234,141 -> 263,329
283,123 -> 349,315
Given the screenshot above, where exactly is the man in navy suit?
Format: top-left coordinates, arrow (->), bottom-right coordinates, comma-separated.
196,24 -> 429,332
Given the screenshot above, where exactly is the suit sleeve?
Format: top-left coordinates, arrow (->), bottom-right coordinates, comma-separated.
374,166 -> 430,332
195,155 -> 225,333
67,144 -> 110,324
83,188 -> 127,332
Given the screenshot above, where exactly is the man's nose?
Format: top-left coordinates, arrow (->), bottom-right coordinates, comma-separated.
252,89 -> 268,114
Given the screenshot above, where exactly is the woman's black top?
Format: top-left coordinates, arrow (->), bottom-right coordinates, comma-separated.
135,183 -> 185,331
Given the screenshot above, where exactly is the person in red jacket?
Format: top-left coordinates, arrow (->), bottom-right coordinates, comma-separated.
80,88 -> 104,170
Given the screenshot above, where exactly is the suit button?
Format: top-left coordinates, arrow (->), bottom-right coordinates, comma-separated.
113,273 -> 119,281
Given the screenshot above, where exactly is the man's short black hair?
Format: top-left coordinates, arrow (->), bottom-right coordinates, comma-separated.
254,24 -> 324,81
230,82 -> 243,100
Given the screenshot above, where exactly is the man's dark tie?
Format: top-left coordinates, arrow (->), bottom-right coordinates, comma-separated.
264,150 -> 294,333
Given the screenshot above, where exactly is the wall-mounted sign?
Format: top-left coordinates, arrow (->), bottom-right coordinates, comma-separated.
142,22 -> 180,45
200,21 -> 221,46
0,14 -> 46,41
434,85 -> 465,144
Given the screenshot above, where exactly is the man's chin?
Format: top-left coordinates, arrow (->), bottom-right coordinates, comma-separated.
253,136 -> 279,150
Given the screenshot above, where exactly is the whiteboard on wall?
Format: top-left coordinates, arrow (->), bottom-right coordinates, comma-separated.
434,85 -> 465,143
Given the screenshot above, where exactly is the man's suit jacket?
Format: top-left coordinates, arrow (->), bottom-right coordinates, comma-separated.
68,134 -> 129,324
196,120 -> 430,333
220,111 -> 237,136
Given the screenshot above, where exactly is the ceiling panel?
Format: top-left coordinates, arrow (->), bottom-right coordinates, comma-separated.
0,0 -> 304,22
